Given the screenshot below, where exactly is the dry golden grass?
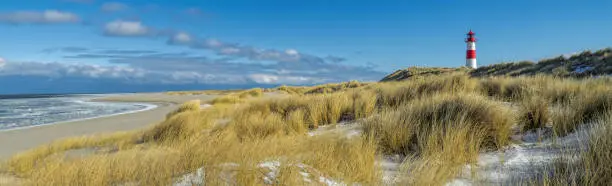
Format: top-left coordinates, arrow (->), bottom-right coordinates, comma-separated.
273,81 -> 369,95
351,89 -> 377,119
6,73 -> 612,185
230,111 -> 286,140
376,74 -> 478,108
519,95 -> 550,131
209,88 -> 265,105
302,135 -> 380,184
27,147 -> 183,185
364,93 -> 513,155
304,80 -> 368,94
364,93 -> 513,184
237,88 -> 264,98
540,78 -> 585,105
552,86 -> 612,136
479,77 -> 534,101
579,112 -> 612,185
166,89 -> 243,96
6,131 -> 140,177
17,132 -> 380,185
145,110 -> 213,144
398,121 -> 486,185
209,94 -> 242,105
234,90 -> 376,132
275,85 -> 310,95
165,99 -> 201,118
523,112 -> 612,185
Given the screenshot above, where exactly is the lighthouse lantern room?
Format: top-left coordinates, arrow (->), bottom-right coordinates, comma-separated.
465,30 -> 478,69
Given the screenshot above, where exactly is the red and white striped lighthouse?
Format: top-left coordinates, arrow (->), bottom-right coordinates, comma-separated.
465,30 -> 477,69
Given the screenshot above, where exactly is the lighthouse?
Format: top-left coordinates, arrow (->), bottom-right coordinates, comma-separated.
465,30 -> 477,69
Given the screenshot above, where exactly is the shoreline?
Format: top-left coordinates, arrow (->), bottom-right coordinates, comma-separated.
0,93 -> 218,160
0,93 -> 217,161
0,100 -> 159,133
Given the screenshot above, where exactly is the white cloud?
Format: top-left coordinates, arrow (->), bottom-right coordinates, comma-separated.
249,74 -> 279,84
0,61 -> 247,84
44,10 -> 79,22
168,32 -> 192,44
205,39 -> 223,48
104,20 -> 150,36
92,31 -> 384,84
0,58 -> 5,68
285,49 -> 299,56
219,47 -> 241,55
0,10 -> 80,24
0,61 -> 141,78
249,74 -> 319,84
101,2 -> 128,12
165,32 -> 333,63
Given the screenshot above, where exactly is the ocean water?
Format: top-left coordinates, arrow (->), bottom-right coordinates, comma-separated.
0,95 -> 155,130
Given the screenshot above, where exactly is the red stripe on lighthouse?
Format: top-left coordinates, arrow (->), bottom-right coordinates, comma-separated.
466,50 -> 476,59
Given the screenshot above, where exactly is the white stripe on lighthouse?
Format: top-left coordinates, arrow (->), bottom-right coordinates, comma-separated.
467,42 -> 476,51
466,58 -> 477,69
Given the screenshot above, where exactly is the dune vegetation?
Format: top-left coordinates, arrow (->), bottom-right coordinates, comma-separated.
524,112 -> 612,185
2,65 -> 612,185
383,48 -> 612,82
166,89 -> 246,96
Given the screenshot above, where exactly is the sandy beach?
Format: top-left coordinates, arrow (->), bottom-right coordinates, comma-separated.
0,93 -> 217,159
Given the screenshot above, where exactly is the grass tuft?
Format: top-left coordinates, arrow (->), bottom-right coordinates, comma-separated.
519,95 -> 550,131
364,93 -> 513,156
210,95 -> 243,105
553,87 -> 612,135
166,99 -> 201,118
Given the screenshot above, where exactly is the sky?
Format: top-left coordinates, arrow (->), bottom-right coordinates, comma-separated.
0,0 -> 611,94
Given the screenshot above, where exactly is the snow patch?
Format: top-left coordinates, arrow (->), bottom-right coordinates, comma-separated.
447,124 -> 593,185
517,127 -> 554,143
380,155 -> 404,184
259,160 -> 281,184
308,122 -> 362,139
445,179 -> 472,186
173,161 -> 345,185
573,65 -> 593,73
297,163 -> 345,185
174,167 -> 205,186
319,176 -> 344,186
200,104 -> 212,109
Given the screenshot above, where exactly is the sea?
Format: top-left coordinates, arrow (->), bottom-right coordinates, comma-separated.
0,94 -> 156,131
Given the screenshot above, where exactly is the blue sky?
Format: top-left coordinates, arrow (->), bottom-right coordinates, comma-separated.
0,0 -> 611,94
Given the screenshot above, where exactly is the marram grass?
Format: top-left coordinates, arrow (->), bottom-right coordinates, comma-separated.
3,75 -> 612,185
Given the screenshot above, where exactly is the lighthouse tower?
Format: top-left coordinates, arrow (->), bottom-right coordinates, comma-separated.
465,30 -> 477,69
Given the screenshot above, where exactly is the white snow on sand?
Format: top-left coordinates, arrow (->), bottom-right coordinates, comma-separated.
307,122 -> 362,139
573,66 -> 593,73
447,125 -> 593,185
200,104 -> 212,109
173,160 -> 345,186
174,167 -> 205,186
259,160 -> 281,184
381,155 -> 404,184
